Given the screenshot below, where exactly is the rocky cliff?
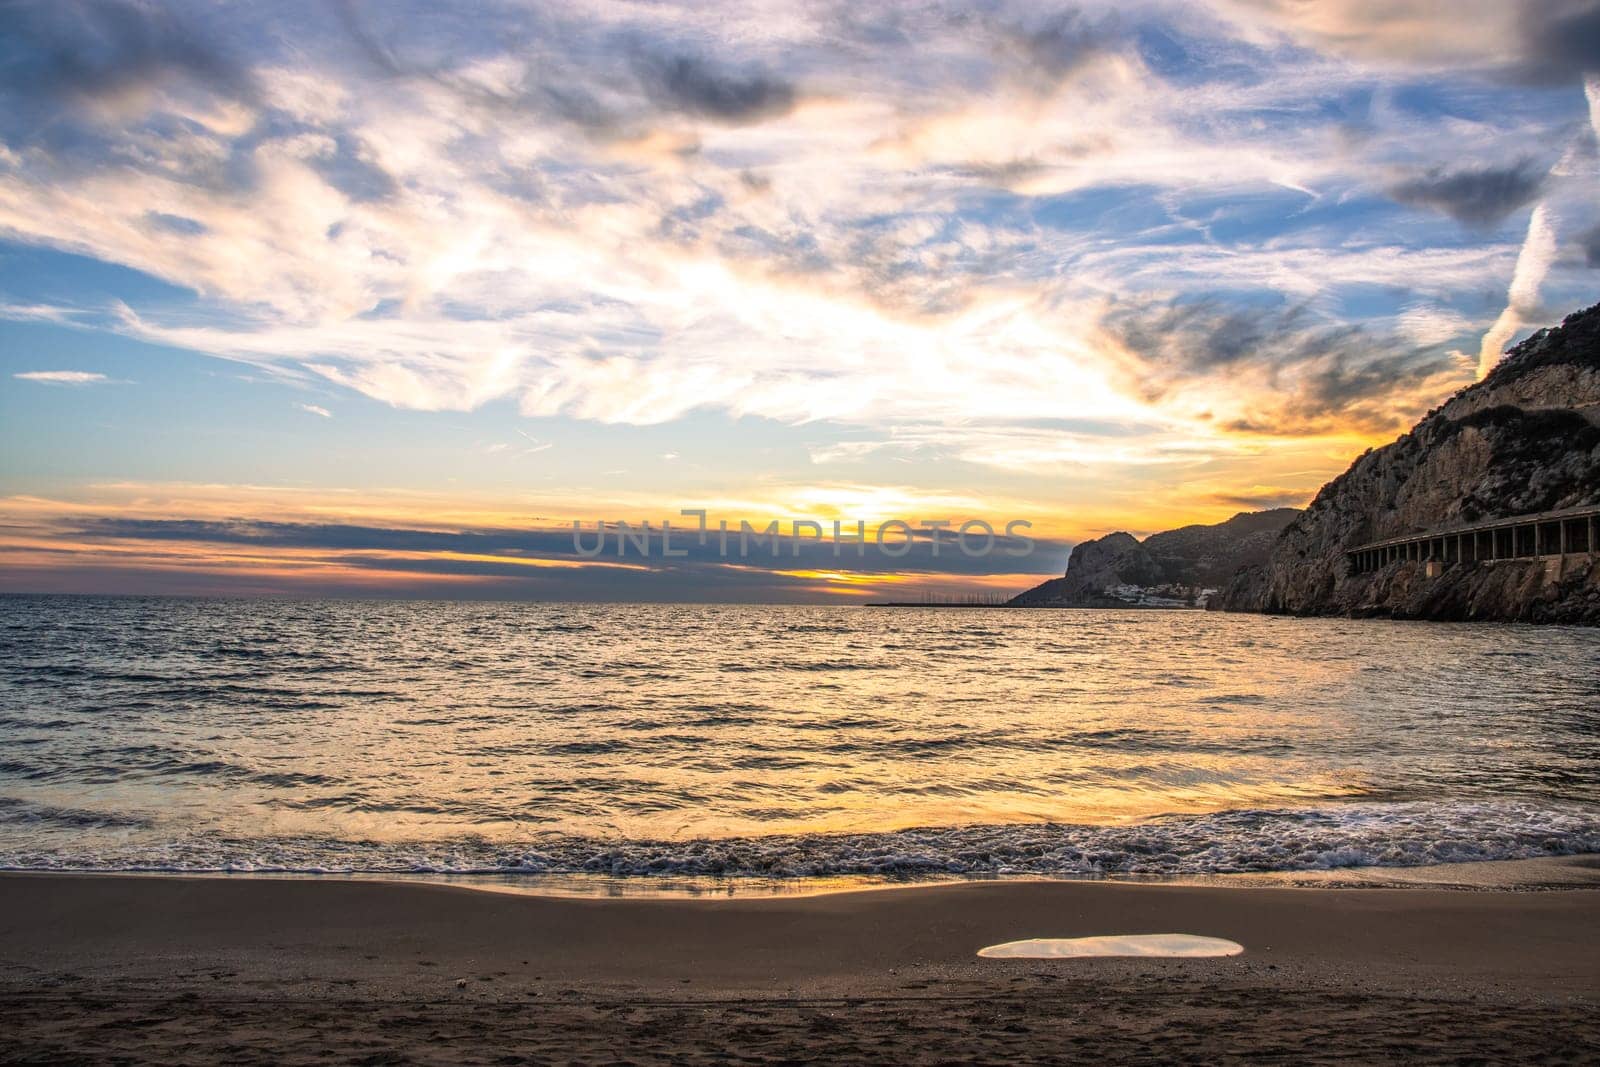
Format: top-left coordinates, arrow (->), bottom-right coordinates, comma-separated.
1213,301 -> 1600,624
1011,508 -> 1301,608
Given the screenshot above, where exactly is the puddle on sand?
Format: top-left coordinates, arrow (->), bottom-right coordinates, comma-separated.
977,934 -> 1244,959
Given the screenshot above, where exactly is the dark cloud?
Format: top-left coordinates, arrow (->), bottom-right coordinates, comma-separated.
0,0 -> 261,185
0,0 -> 252,119
73,518 -> 1062,579
990,8 -> 1123,93
1100,298 -> 1462,436
1014,11 -> 1112,73
1242,0 -> 1599,85
1580,223 -> 1600,268
1108,300 -> 1291,373
633,53 -> 797,125
307,132 -> 399,202
1518,0 -> 1600,81
1208,489 -> 1314,510
944,158 -> 1051,188
334,1 -> 798,133
1386,160 -> 1545,229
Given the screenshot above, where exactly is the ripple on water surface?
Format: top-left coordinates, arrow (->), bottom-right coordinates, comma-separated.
0,596 -> 1597,879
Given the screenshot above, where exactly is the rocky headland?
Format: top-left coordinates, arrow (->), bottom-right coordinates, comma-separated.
1212,302 -> 1600,624
1009,508 -> 1300,608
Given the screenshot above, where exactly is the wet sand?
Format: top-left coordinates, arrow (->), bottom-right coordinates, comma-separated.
2,869 -> 1597,1064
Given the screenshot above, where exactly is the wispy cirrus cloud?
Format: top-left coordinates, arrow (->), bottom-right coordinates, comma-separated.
12,370 -> 112,384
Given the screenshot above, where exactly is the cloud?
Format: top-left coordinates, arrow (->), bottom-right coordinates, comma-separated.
58,515 -> 1062,578
332,1 -> 800,136
1580,223 -> 1600,267
1219,0 -> 1600,82
1477,201 -> 1560,376
1098,297 -> 1468,436
143,211 -> 208,236
1517,1 -> 1600,83
296,402 -> 332,417
632,52 -> 796,125
1387,161 -> 1545,229
0,0 -> 254,134
12,370 -> 110,384
994,8 -> 1122,90
1206,486 -> 1313,510
512,429 -> 553,456
0,0 -> 246,97
0,0 -> 1591,468
302,131 -> 398,202
1396,303 -> 1476,347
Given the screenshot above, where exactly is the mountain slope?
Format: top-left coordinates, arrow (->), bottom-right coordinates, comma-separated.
1011,509 -> 1301,608
1213,302 -> 1600,623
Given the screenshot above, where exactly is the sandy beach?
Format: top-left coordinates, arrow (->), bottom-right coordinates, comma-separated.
2,868 -> 1597,1064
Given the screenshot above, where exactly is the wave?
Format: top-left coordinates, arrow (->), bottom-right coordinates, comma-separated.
0,797 -> 152,830
2,800 -> 1597,878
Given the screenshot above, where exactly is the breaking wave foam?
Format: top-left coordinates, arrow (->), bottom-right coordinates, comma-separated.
3,800 -> 1598,879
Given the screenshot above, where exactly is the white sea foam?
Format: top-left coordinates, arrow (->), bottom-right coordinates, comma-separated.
1,800 -> 1597,879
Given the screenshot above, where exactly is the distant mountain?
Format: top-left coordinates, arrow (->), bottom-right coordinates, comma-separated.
1010,508 -> 1302,608
1214,301 -> 1600,624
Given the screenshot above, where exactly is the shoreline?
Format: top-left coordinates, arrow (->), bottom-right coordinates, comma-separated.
5,859 -> 1600,902
3,869 -> 1597,1063
2,852 -> 1596,899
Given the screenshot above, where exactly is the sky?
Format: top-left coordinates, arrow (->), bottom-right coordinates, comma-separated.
1,0 -> 1598,602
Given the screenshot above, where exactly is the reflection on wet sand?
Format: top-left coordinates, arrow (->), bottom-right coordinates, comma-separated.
978,933 -> 1245,958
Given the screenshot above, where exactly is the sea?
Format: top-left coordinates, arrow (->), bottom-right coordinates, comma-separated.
2,595 -> 1598,890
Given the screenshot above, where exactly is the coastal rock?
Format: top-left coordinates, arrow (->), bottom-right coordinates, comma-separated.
1213,302 -> 1600,624
1011,509 -> 1300,608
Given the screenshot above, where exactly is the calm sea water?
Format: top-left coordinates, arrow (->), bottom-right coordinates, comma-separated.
1,595 -> 1598,882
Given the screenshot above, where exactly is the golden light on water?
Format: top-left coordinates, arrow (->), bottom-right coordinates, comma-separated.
12,603 -> 1392,847
4,594 -> 1598,883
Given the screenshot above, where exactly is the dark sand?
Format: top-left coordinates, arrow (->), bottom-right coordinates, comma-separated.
2,870 -> 1597,1064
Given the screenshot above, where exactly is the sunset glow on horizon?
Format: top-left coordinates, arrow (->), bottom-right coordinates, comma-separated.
3,0 -> 1598,601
